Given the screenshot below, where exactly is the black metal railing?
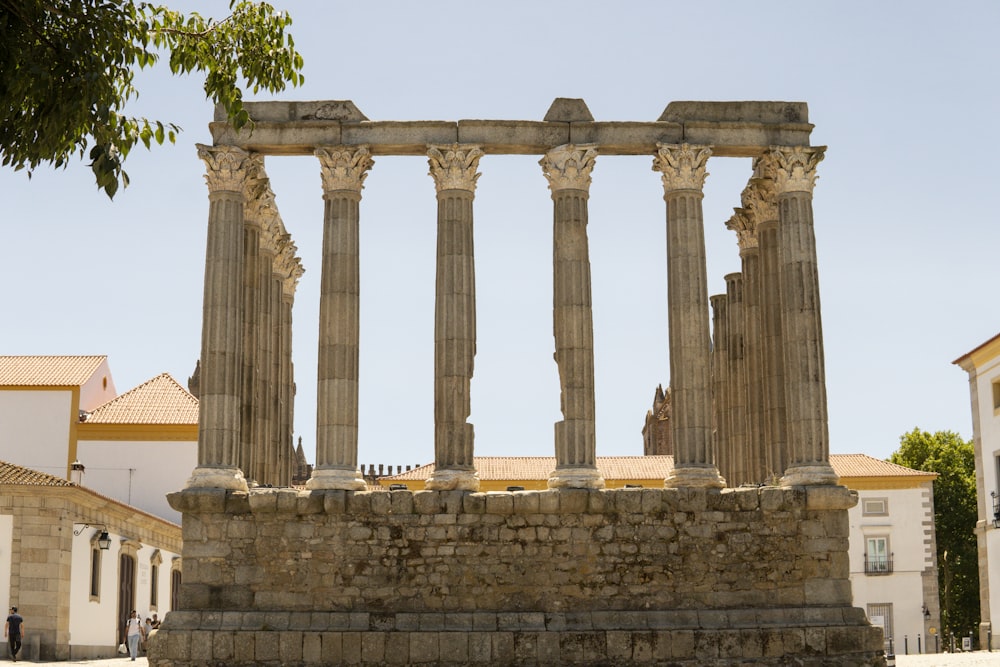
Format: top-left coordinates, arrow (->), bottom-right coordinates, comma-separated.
864,553 -> 893,575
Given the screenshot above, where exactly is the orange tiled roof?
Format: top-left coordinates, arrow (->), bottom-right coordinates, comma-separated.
0,355 -> 106,386
383,454 -> 934,482
0,460 -> 73,487
831,453 -> 937,479
84,373 -> 198,425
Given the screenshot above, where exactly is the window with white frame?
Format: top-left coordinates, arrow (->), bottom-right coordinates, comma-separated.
865,536 -> 892,575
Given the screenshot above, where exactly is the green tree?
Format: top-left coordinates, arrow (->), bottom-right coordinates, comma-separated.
890,428 -> 979,642
0,0 -> 304,198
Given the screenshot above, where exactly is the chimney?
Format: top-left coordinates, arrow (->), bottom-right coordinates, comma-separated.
70,460 -> 85,485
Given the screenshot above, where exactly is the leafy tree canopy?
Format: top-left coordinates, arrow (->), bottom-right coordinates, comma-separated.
890,427 -> 979,640
0,0 -> 304,198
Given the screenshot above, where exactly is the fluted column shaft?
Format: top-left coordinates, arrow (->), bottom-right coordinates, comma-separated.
187,145 -> 258,491
741,248 -> 766,483
725,273 -> 748,487
239,184 -> 270,479
770,146 -> 837,486
425,145 -> 483,492
653,144 -> 725,488
278,288 -> 294,486
252,245 -> 276,485
710,294 -> 730,485
308,146 -> 373,491
539,145 -> 605,489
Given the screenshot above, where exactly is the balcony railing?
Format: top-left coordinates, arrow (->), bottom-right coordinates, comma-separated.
864,554 -> 893,575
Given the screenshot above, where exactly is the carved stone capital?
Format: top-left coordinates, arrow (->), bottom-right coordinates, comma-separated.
259,215 -> 285,256
768,146 -> 826,195
245,181 -> 277,227
652,143 -> 712,193
726,208 -> 758,251
197,144 -> 260,193
539,144 -> 598,193
741,177 -> 778,224
427,144 -> 484,194
315,145 -> 374,193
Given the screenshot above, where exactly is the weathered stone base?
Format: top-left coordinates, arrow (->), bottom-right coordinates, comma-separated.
151,485 -> 884,666
150,608 -> 884,666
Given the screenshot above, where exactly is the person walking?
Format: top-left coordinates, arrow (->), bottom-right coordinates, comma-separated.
123,610 -> 143,661
4,606 -> 24,662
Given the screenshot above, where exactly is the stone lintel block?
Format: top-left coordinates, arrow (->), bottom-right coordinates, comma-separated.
419,613 -> 445,632
443,612 -> 474,631
239,99 -> 368,123
410,632 -> 440,663
563,612 -> 594,631
485,493 -> 514,515
288,611 -> 312,630
659,101 -> 809,125
569,121 -> 682,154
263,611 -> 290,631
348,613 -> 370,631
296,492 -> 324,515
346,491 -> 373,514
457,120 -> 568,152
544,98 -> 594,122
344,121 -> 458,155
472,612 -> 497,631
681,121 -> 814,156
210,122 -> 343,155
558,488 -> 589,513
413,491 -> 444,514
805,485 -> 857,511
395,613 -> 419,632
247,489 -> 278,513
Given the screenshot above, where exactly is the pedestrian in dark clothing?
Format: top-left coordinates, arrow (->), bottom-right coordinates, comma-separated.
4,606 -> 24,662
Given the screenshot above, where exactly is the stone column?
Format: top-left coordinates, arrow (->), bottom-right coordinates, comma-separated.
769,146 -> 838,486
653,143 -> 725,488
187,145 -> 258,491
276,242 -> 301,487
727,207 -> 766,484
540,144 -> 605,489
252,222 -> 279,485
307,146 -> 373,491
724,272 -> 748,487
710,294 -> 730,485
425,145 -> 482,492
745,170 -> 787,481
239,181 -> 271,480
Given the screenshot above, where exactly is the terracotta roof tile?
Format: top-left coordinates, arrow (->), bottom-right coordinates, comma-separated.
0,355 -> 106,386
84,373 -> 198,425
0,460 -> 73,487
383,454 -> 934,482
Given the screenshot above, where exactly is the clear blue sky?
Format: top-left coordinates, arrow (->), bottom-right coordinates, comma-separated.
3,1 -> 998,470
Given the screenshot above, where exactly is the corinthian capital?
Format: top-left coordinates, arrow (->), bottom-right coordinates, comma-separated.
741,177 -> 778,224
652,143 -> 712,192
197,144 -> 261,193
768,145 -> 826,194
539,144 -> 598,192
315,145 -> 374,193
726,208 -> 758,252
427,144 -> 484,194
245,180 -> 277,227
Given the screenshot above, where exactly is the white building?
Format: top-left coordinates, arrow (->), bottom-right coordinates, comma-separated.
954,332 -> 1000,649
837,454 -> 941,655
0,356 -> 197,523
0,460 -> 181,660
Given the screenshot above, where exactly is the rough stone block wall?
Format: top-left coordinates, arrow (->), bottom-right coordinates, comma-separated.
150,485 -> 885,666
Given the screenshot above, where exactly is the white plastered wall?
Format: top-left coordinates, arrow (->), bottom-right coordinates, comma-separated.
0,514 -> 12,613
975,354 -> 1000,641
0,390 -> 73,477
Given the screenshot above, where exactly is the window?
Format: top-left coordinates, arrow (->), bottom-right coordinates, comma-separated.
993,380 -> 1000,411
862,498 -> 888,516
150,551 -> 162,609
867,602 -> 894,647
170,559 -> 182,611
89,547 -> 102,600
865,536 -> 892,575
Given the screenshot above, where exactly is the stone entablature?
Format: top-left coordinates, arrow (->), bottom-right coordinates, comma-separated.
153,485 -> 882,665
